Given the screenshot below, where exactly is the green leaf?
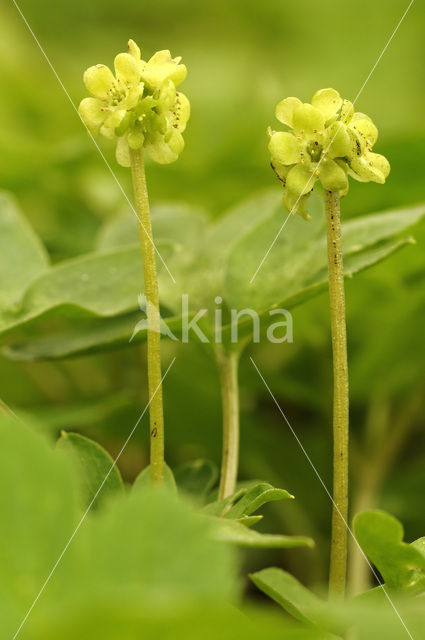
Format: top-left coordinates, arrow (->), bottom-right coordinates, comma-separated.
250,568 -> 331,630
3,191 -> 424,359
235,515 -> 263,527
224,482 -> 293,519
202,488 -> 247,517
0,242 -> 175,336
96,202 -> 208,251
353,510 -> 425,591
223,195 -> 425,315
174,459 -> 219,501
0,416 -> 78,635
210,516 -> 314,549
0,191 -> 48,309
133,463 -> 177,494
57,431 -> 124,509
4,312 -> 182,361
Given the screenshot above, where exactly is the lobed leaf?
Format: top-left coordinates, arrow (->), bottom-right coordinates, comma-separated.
353,510 -> 425,592
57,431 -> 124,509
210,516 -> 314,549
174,459 -> 219,501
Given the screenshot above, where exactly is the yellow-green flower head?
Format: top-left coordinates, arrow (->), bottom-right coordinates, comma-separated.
268,88 -> 390,219
78,39 -> 190,166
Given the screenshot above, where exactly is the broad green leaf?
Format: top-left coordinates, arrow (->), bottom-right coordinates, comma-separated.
0,191 -> 49,309
2,191 -> 424,359
174,459 -> 219,500
84,488 -> 239,607
96,202 -> 208,251
0,242 -> 175,336
250,568 -> 332,630
34,602 -> 327,640
57,431 -> 124,509
4,312 -> 182,361
0,416 -> 78,636
210,516 -> 314,549
133,463 -> 177,494
224,196 -> 425,314
224,482 -> 293,519
353,510 -> 425,591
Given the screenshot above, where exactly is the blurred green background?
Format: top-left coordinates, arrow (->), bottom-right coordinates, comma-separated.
1,0 -> 424,593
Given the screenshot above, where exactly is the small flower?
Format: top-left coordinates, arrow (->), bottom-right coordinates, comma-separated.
268,88 -> 390,219
78,40 -> 190,166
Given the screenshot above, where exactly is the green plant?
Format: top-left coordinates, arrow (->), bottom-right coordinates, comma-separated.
78,40 -> 190,485
1,28 -> 425,640
268,88 -> 390,597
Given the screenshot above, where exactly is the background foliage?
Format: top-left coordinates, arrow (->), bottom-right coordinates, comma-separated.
1,0 -> 424,608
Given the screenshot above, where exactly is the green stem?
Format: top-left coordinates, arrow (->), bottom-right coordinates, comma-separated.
216,347 -> 240,500
130,147 -> 164,486
324,190 -> 349,599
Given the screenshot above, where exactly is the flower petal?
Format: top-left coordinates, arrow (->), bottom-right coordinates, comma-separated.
268,131 -> 302,165
143,50 -> 187,87
283,188 -> 313,217
127,128 -> 145,150
78,97 -> 105,130
126,85 -> 144,110
83,65 -> 114,99
311,88 -> 342,121
340,100 -> 354,124
173,91 -> 190,132
275,97 -> 302,127
100,125 -> 116,140
349,152 -> 390,184
325,122 -> 351,158
350,114 -> 378,146
292,104 -> 325,134
128,39 -> 141,61
286,164 -> 317,199
115,136 -> 131,167
271,159 -> 291,184
319,158 -> 348,191
103,108 -> 126,129
114,53 -> 141,85
145,131 -> 180,164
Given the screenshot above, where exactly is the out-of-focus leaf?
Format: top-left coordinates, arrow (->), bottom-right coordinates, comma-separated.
3,312 -> 182,361
0,416 -> 78,637
174,459 -> 219,501
57,431 -> 124,509
353,510 -> 425,591
36,602 -> 326,640
224,196 -> 425,313
96,203 -> 209,251
250,568 -> 334,631
210,516 -> 314,549
0,191 -> 48,309
133,464 -> 177,494
2,192 -> 424,359
0,242 -> 175,336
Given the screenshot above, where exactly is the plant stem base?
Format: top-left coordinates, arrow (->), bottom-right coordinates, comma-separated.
217,348 -> 240,500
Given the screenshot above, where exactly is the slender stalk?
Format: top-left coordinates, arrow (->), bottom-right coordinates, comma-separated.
324,190 -> 349,599
130,147 -> 164,486
216,347 -> 240,500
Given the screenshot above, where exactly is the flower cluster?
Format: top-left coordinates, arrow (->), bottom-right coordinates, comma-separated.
268,88 -> 390,219
78,40 -> 190,166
